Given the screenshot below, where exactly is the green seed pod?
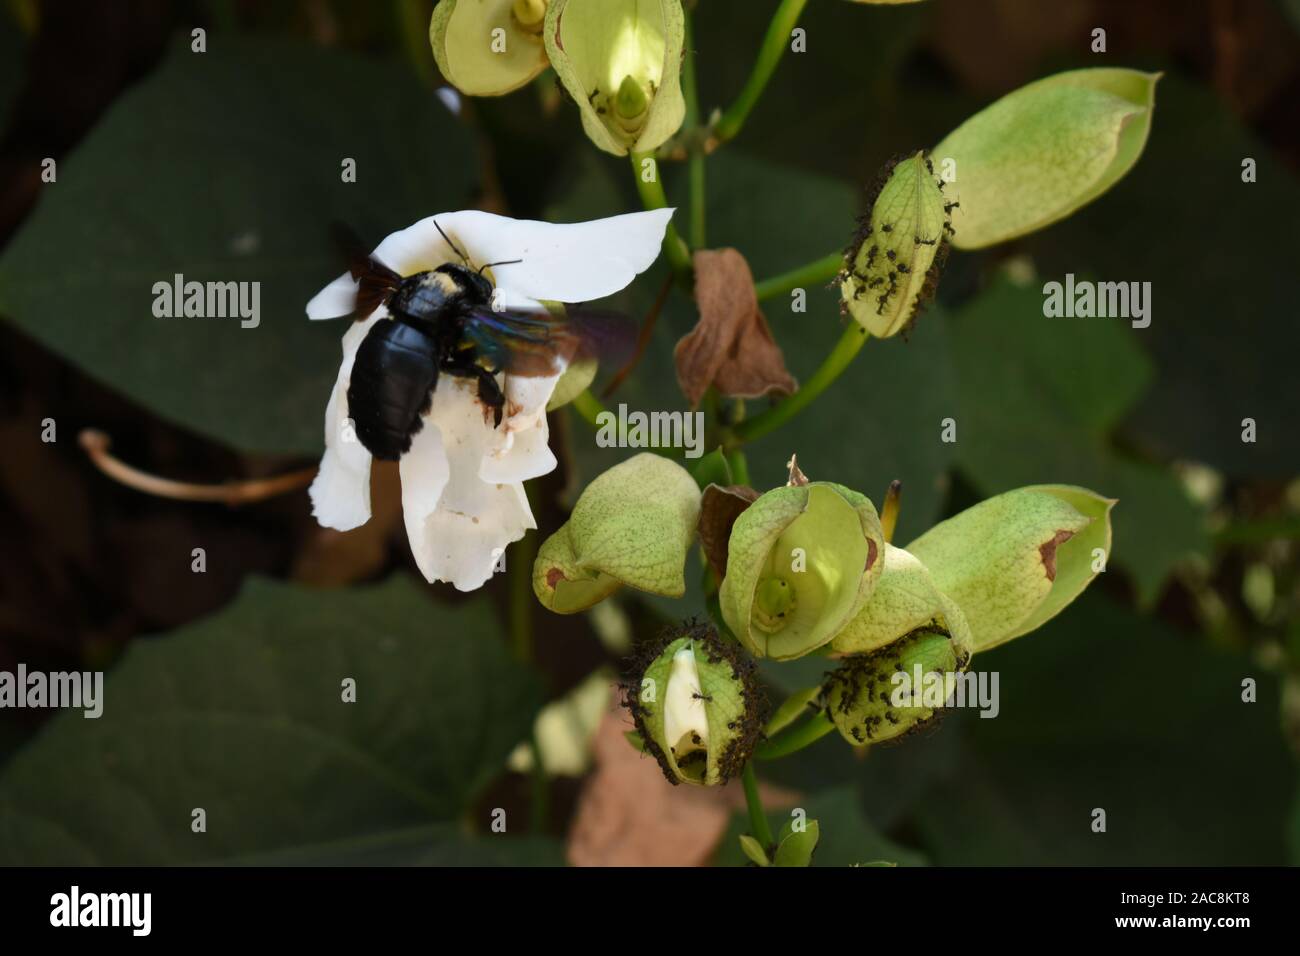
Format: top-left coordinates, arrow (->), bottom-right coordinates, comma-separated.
840,151 -> 951,339
719,482 -> 885,661
626,622 -> 766,786
543,0 -> 686,156
533,453 -> 700,613
905,485 -> 1114,651
822,626 -> 970,746
933,69 -> 1159,249
831,543 -> 973,656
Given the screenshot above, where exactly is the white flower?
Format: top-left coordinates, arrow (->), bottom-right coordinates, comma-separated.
306,209 -> 673,591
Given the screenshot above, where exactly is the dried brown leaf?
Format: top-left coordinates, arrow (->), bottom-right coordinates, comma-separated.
674,248 -> 797,408
697,483 -> 760,580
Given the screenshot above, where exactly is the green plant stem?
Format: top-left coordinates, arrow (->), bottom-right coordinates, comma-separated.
756,712 -> 836,760
681,7 -> 706,249
713,0 -> 810,144
630,151 -> 692,276
507,503 -> 548,834
754,251 -> 843,301
395,0 -> 437,86
568,390 -> 678,459
529,730 -> 549,833
509,484 -> 539,662
741,762 -> 773,846
570,388 -> 606,429
726,448 -> 750,486
732,325 -> 870,444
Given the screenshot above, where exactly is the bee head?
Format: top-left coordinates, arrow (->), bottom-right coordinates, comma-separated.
436,262 -> 494,303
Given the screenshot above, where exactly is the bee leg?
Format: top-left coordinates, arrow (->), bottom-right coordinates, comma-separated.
440,355 -> 506,428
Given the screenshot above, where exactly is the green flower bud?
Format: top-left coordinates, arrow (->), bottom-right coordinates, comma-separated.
772,816 -> 821,867
933,68 -> 1159,249
840,152 -> 951,338
823,626 -> 970,746
626,622 -> 766,786
533,453 -> 700,613
429,0 -> 550,97
905,485 -> 1115,652
544,0 -> 686,156
545,356 -> 597,411
720,482 -> 885,661
831,543 -> 973,657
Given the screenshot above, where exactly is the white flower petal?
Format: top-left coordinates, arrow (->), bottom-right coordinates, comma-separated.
306,272 -> 364,320
482,425 -> 555,485
309,443 -> 372,530
307,208 -> 671,321
454,208 -> 675,303
308,316 -> 380,528
306,209 -> 673,588
399,415 -> 452,584
400,376 -> 537,590
482,370 -> 563,483
419,488 -> 533,592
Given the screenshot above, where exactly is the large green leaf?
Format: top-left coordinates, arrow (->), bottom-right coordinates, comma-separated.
0,577 -> 543,865
912,592 -> 1292,865
946,276 -> 1206,606
0,38 -> 478,455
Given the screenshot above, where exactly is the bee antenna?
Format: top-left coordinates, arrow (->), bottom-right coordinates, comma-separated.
478,258 -> 523,275
433,220 -> 471,267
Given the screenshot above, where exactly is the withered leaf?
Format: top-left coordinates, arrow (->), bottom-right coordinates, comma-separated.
698,483 -> 760,581
674,248 -> 797,408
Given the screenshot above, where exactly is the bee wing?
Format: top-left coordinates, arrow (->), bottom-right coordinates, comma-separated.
460,305 -> 636,378
460,306 -> 572,377
327,222 -> 404,321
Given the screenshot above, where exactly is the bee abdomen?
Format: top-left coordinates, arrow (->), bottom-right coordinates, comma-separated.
346,319 -> 440,461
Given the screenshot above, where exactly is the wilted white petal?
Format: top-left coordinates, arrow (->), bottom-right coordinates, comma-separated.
482,371 -> 563,483
398,415 -> 452,583
309,315 -> 380,528
401,377 -> 536,590
482,426 -> 554,485
421,486 -> 533,592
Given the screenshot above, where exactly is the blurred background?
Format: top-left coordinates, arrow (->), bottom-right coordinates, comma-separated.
0,0 -> 1296,865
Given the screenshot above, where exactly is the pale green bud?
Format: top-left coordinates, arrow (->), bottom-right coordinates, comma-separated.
430,0 -> 550,97
533,454 -> 700,613
544,0 -> 686,156
840,151 -> 951,339
933,68 -> 1159,249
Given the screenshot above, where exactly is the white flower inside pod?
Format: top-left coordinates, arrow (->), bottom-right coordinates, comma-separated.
305,209 -> 673,591
662,643 -> 710,764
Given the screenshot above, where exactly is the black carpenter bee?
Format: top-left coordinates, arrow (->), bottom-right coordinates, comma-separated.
326,223 -> 629,461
